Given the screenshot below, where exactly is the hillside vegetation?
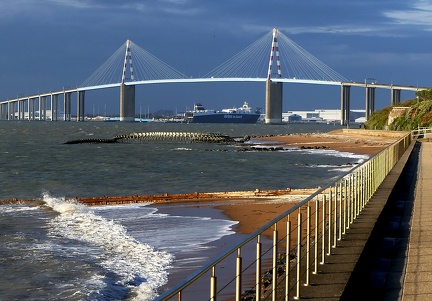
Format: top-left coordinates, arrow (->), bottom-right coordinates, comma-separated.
364,89 -> 432,131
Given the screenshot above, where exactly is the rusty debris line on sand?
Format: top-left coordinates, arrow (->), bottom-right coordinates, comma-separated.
0,188 -> 319,206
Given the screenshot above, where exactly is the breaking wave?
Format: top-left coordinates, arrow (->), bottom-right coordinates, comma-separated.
43,193 -> 173,300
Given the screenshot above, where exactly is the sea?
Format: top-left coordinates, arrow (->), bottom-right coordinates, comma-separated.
0,121 -> 369,301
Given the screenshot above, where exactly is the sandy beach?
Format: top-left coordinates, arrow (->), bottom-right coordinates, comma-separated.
153,129 -> 407,297
217,129 -> 406,235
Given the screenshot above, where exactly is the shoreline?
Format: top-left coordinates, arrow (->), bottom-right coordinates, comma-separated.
219,129 -> 405,235
146,129 -> 405,238
154,129 -> 405,296
1,129 -> 405,235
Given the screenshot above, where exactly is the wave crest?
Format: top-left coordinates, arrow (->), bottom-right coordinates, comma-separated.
43,193 -> 174,300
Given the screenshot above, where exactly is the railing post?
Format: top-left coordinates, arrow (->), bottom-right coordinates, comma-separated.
236,248 -> 242,301
327,189 -> 332,255
313,198 -> 319,274
272,223 -> 278,301
294,211 -> 302,300
349,173 -> 355,224
366,162 -> 370,202
256,235 -> 262,301
338,181 -> 342,241
356,171 -> 360,217
372,158 -> 375,195
343,178 -> 347,234
210,266 -> 217,301
359,168 -> 363,212
354,171 -> 358,217
285,216 -> 291,301
321,194 -> 326,264
333,184 -> 337,248
305,205 -> 311,286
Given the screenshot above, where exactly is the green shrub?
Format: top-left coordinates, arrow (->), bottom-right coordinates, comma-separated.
366,89 -> 432,131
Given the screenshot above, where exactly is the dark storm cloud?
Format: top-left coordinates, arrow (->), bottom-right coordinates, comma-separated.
0,0 -> 431,111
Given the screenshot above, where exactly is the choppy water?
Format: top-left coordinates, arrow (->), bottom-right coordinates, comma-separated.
0,121 -> 367,300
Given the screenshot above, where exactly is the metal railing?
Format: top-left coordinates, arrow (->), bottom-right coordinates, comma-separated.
412,127 -> 432,139
155,133 -> 413,301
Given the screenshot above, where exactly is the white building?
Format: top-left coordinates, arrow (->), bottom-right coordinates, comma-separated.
283,109 -> 365,123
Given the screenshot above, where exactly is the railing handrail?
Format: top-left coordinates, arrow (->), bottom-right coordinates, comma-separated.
412,127 -> 432,138
155,133 -> 412,301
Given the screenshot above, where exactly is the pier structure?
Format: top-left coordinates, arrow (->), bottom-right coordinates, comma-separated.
341,84 -> 351,125
338,81 -> 422,125
265,28 -> 283,124
365,86 -> 376,120
120,84 -> 135,122
265,79 -> 283,124
120,40 -> 136,121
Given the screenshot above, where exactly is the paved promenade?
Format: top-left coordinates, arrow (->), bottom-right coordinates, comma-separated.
257,140 -> 428,300
402,141 -> 432,300
335,140 -> 432,301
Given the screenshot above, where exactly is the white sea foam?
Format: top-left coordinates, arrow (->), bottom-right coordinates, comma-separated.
43,193 -> 174,300
302,148 -> 369,160
0,204 -> 39,214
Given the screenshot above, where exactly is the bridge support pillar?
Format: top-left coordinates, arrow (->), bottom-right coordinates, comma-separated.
8,102 -> 14,120
391,88 -> 401,106
18,100 -> 25,120
0,103 -> 5,120
365,87 -> 375,120
39,96 -> 47,120
340,85 -> 350,125
28,97 -> 37,120
265,80 -> 283,124
120,84 -> 135,122
77,91 -> 85,121
64,92 -> 72,121
51,94 -> 59,121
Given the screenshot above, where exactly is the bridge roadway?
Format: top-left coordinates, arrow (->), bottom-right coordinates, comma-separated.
0,78 -> 428,124
278,138 -> 430,301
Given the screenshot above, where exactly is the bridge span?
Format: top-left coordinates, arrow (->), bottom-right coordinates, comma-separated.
0,28 -> 429,124
0,79 -> 426,124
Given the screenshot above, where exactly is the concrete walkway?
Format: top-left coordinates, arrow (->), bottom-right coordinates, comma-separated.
402,141 -> 432,300
286,140 -> 432,301
292,139 -> 418,301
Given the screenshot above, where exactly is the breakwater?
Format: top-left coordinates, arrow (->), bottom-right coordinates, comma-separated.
0,188 -> 318,206
64,131 -> 239,144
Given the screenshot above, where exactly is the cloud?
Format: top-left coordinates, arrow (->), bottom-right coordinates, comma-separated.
384,0 -> 432,29
46,0 -> 100,9
0,0 -> 202,19
240,23 -> 407,38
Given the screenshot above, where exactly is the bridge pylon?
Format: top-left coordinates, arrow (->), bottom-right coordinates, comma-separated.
120,39 -> 136,122
265,28 -> 283,124
120,83 -> 135,122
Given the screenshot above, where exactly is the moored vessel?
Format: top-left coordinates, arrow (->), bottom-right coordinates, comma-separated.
185,102 -> 261,123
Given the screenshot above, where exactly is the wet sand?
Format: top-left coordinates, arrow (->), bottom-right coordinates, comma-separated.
218,129 -> 406,235
154,129 -> 406,237
155,129 -> 406,296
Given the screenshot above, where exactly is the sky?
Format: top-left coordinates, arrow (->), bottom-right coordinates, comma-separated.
1,0 -> 432,115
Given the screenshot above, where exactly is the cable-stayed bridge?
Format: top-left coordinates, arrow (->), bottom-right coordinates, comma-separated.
0,28 -> 427,124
